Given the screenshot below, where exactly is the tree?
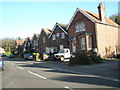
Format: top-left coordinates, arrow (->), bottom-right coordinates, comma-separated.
0,38 -> 16,52
109,14 -> 120,25
18,37 -> 21,40
115,16 -> 120,25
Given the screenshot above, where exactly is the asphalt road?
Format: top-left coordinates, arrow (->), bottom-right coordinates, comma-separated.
1,57 -> 119,89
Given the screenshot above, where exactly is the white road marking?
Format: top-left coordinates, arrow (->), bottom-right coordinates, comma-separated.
7,61 -> 9,63
11,63 -> 14,65
16,66 -> 24,70
64,86 -> 73,90
28,71 -> 46,80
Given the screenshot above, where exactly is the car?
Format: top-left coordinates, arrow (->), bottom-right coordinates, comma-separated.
8,54 -> 14,58
0,57 -> 4,71
0,54 -> 6,57
24,54 -> 33,60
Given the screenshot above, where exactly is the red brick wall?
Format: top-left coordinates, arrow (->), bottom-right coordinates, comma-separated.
68,11 -> 97,53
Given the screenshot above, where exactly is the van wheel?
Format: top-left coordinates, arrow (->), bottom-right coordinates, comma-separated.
60,57 -> 65,62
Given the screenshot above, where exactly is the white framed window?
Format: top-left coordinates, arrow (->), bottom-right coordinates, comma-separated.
61,33 -> 65,39
60,45 -> 63,49
81,37 -> 86,50
34,40 -> 36,46
75,21 -> 86,32
72,39 -> 76,53
43,37 -> 45,43
52,34 -> 56,40
28,42 -> 30,46
88,36 -> 92,50
34,40 -> 38,46
56,33 -> 60,37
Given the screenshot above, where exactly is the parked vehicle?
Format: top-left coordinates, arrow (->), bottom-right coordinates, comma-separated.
8,54 -> 14,58
24,54 -> 33,60
54,48 -> 71,62
0,57 -> 4,71
1,54 -> 6,57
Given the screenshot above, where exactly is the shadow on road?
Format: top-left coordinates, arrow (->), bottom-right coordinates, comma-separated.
44,69 -> 119,88
19,63 -> 119,88
4,57 -> 119,88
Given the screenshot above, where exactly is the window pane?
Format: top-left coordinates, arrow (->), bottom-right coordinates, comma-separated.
61,33 -> 65,39
88,36 -> 92,49
76,21 -> 86,32
52,34 -> 56,40
81,37 -> 85,50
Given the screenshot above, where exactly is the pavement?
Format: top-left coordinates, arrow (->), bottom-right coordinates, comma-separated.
9,57 -> 120,83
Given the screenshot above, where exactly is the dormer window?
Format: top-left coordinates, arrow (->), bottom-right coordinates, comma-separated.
75,21 -> 86,32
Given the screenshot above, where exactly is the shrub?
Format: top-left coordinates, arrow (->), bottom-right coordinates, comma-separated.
69,51 -> 103,65
69,51 -> 94,65
90,53 -> 103,63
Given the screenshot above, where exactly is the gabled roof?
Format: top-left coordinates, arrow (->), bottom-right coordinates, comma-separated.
67,8 -> 118,30
28,37 -> 32,40
49,22 -> 68,38
34,33 -> 39,37
38,28 -> 52,39
42,28 -> 52,35
25,36 -> 32,44
15,40 -> 24,46
31,33 -> 39,43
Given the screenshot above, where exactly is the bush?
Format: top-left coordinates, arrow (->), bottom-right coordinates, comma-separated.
90,53 -> 103,64
69,51 -> 103,65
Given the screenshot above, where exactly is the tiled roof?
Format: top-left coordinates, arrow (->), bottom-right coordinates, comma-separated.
28,37 -> 32,40
15,40 -> 24,45
42,28 -> 52,35
79,9 -> 118,26
56,22 -> 68,31
34,33 -> 39,37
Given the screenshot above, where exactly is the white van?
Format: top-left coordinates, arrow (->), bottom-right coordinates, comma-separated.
54,48 -> 71,62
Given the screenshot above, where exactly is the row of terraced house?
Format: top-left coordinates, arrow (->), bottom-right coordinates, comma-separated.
14,3 -> 120,58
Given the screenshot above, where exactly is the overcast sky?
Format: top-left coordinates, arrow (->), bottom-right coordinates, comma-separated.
0,0 -> 119,39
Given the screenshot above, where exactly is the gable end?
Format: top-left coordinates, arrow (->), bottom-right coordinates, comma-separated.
66,8 -> 95,30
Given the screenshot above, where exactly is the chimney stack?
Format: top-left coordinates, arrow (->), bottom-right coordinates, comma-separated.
97,3 -> 106,23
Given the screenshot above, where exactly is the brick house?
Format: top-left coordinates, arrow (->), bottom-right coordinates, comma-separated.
23,37 -> 32,53
14,40 -> 24,56
49,22 -> 68,53
31,33 -> 39,53
67,3 -> 119,58
38,28 -> 52,54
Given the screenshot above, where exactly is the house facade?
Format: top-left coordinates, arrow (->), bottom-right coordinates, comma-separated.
31,33 -> 39,53
14,40 -> 24,56
67,3 -> 119,57
23,37 -> 32,53
38,28 -> 51,54
49,22 -> 68,53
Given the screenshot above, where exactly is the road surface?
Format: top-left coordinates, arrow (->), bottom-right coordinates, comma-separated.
1,57 -> 119,89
